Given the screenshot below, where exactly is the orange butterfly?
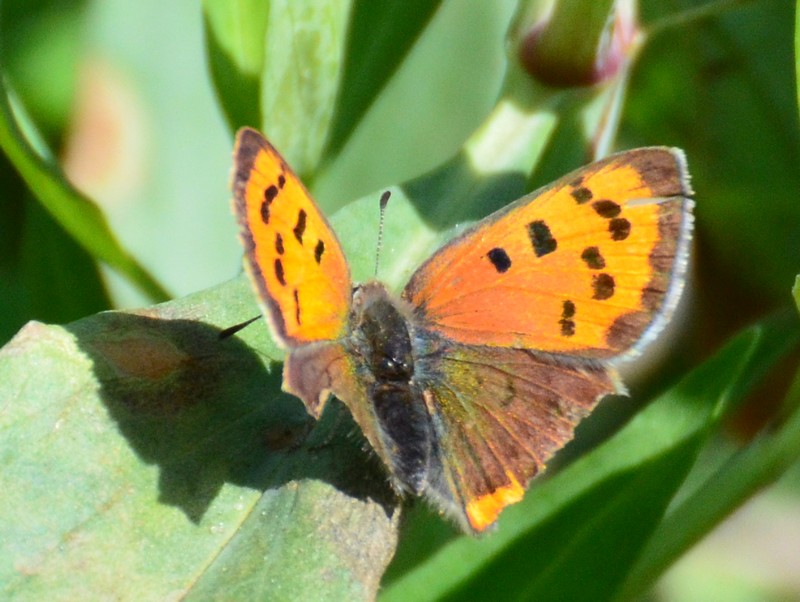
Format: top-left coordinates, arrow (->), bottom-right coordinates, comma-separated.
231,127 -> 693,533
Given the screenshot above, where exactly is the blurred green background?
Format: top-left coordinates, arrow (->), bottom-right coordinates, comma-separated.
2,0 -> 800,600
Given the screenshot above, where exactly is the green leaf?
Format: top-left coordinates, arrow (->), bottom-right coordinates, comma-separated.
203,0 -> 271,131
0,276 -> 398,600
257,0 -> 353,177
312,0 -> 519,207
0,77 -> 170,303
625,0 -> 800,300
0,186 -> 109,344
0,0 -> 86,137
620,320 -> 800,598
320,0 -> 443,163
381,313 -> 799,601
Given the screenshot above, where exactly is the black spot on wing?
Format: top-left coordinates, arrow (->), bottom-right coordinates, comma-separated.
581,246 -> 605,269
293,289 -> 301,325
314,239 -> 325,264
592,200 -> 621,218
527,220 -> 557,257
571,186 -> 593,204
274,259 -> 286,286
609,218 -> 631,241
592,273 -> 615,300
559,300 -> 576,336
487,248 -> 511,273
293,209 -> 307,243
275,233 -> 284,254
261,184 -> 280,224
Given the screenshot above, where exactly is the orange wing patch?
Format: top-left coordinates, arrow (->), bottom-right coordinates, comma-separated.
232,128 -> 351,346
404,148 -> 693,359
466,473 -> 524,532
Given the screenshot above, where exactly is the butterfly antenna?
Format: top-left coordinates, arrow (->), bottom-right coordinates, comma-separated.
375,190 -> 391,278
218,315 -> 261,340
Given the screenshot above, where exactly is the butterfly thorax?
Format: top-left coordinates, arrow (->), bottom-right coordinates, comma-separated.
347,282 -> 434,495
351,282 -> 415,382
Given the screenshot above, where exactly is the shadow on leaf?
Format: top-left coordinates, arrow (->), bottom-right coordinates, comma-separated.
66,311 -> 398,524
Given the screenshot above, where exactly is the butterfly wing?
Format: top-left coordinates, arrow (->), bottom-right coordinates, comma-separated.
407,148 -> 692,530
417,343 -> 617,532
232,128 -> 351,347
404,148 -> 693,359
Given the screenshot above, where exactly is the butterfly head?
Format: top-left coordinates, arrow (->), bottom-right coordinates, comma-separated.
350,282 -> 415,382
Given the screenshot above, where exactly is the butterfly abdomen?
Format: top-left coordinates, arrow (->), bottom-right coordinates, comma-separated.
350,284 -> 434,494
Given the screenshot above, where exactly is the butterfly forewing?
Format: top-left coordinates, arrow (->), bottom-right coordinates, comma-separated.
232,128 -> 352,346
404,148 -> 693,359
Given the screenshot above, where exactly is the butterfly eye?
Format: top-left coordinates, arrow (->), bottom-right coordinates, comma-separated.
379,357 -> 399,373
378,356 -> 412,380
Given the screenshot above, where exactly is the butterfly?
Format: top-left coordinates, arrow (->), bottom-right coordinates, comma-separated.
231,127 -> 693,533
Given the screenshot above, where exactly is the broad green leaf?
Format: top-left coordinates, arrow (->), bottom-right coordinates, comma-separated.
320,0 -> 443,163
313,0 -> 518,207
258,0 -> 352,176
0,276 -> 397,601
0,77 -> 169,303
381,314 -> 798,601
203,0 -> 271,131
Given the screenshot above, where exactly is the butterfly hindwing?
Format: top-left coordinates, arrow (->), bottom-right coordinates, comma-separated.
404,148 -> 693,359
417,343 -> 617,531
232,128 -> 351,347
